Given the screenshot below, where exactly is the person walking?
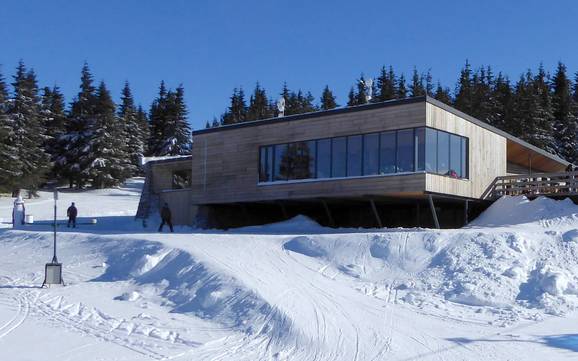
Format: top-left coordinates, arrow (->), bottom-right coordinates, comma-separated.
12,196 -> 26,229
158,203 -> 174,233
67,202 -> 78,228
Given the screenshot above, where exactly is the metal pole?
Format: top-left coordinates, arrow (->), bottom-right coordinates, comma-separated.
52,190 -> 58,263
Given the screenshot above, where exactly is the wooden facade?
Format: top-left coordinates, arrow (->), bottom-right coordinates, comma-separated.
190,97 -> 567,210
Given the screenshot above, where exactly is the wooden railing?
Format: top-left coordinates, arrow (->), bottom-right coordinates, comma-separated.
483,171 -> 578,200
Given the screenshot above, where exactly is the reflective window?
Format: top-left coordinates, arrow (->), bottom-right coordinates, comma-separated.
332,137 -> 346,178
274,144 -> 288,181
317,138 -> 331,178
416,128 -> 425,172
258,127 -> 469,183
288,141 -> 316,180
396,129 -> 414,173
379,131 -> 396,174
172,169 -> 191,189
363,133 -> 379,175
437,131 -> 449,175
425,128 -> 437,172
449,134 -> 462,178
347,135 -> 362,177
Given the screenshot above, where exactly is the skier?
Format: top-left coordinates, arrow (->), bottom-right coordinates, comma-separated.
158,202 -> 174,233
12,196 -> 26,229
67,202 -> 78,228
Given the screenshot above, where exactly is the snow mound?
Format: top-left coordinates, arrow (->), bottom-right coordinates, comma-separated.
237,215 -> 324,233
470,195 -> 578,227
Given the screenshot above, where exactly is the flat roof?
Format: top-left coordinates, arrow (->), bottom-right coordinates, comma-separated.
193,96 -> 568,167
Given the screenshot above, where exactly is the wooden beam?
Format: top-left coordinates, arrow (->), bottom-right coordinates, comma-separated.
369,199 -> 383,228
321,200 -> 335,227
428,195 -> 440,229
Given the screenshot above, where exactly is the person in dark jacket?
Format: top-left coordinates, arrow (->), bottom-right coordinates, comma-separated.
158,203 -> 174,232
67,202 -> 78,228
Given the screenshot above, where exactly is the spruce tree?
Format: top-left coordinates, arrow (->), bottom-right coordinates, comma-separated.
148,81 -> 169,155
320,85 -> 338,110
433,82 -> 452,104
0,69 -> 19,192
375,66 -> 396,101
8,61 -> 50,194
64,63 -> 98,188
89,81 -> 127,188
222,88 -> 247,124
246,83 -> 273,120
409,67 -> 425,97
356,75 -> 369,104
135,105 -> 150,155
40,86 -> 67,180
491,73 -> 514,132
454,60 -> 474,114
347,87 -> 357,106
119,82 -> 146,175
164,85 -> 192,155
551,62 -> 577,162
397,74 -> 407,98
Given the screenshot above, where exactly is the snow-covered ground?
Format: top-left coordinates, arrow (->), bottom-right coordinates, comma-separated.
1,179 -> 578,360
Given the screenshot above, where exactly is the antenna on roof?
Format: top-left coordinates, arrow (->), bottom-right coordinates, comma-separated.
360,78 -> 374,103
276,98 -> 286,117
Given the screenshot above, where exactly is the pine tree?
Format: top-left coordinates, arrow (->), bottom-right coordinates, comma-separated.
347,87 -> 357,106
148,81 -> 169,155
8,61 -> 50,194
40,86 -> 67,180
119,82 -> 146,175
433,82 -> 452,104
222,87 -> 247,124
320,85 -> 338,110
491,73 -> 514,132
409,67 -> 425,97
551,62 -> 577,162
135,105 -> 150,155
397,74 -> 407,98
471,66 -> 494,123
375,66 -> 396,101
246,83 -> 273,120
0,69 -> 19,192
356,75 -> 369,104
89,81 -> 128,188
164,84 -> 192,155
63,63 -> 98,188
454,60 -> 474,114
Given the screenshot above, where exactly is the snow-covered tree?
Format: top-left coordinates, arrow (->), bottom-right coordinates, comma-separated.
7,61 -> 50,194
0,69 -> 19,193
118,82 -> 147,175
320,85 -> 338,110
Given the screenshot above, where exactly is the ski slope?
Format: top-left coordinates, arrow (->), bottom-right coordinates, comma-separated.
1,179 -> 578,360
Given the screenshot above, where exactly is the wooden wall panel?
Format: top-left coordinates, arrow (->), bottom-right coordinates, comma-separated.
191,103 -> 427,204
425,102 -> 507,198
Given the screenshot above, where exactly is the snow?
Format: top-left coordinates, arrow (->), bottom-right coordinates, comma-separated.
2,184 -> 578,359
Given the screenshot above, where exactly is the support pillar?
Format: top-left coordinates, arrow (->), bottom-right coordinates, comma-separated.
416,202 -> 421,227
321,200 -> 335,227
428,194 -> 440,229
279,203 -> 288,219
464,199 -> 469,226
369,199 -> 383,228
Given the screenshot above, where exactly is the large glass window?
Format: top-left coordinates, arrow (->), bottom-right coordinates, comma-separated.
317,138 -> 331,178
172,169 -> 192,189
449,134 -> 462,178
425,128 -> 437,172
258,127 -> 469,183
274,144 -> 288,181
416,128 -> 425,172
363,133 -> 379,175
396,129 -> 414,173
332,137 -> 346,178
379,131 -> 396,174
259,146 -> 273,182
347,135 -> 362,177
437,131 -> 450,175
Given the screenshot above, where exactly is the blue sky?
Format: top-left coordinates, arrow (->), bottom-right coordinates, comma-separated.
1,0 -> 578,130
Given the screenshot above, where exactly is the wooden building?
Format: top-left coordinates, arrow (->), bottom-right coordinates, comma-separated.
146,96 -> 569,229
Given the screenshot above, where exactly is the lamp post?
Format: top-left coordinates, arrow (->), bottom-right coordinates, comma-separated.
42,189 -> 64,287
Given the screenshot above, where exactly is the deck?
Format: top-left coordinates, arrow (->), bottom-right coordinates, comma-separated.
483,171 -> 578,200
